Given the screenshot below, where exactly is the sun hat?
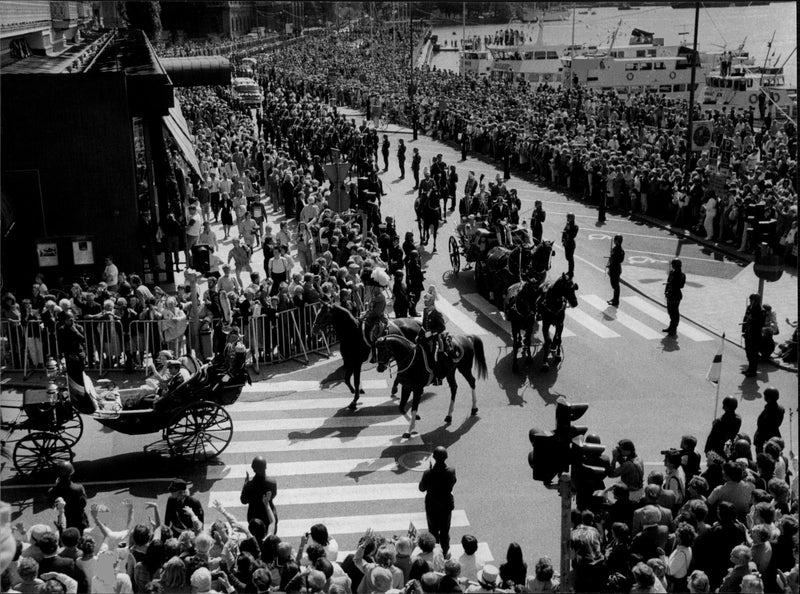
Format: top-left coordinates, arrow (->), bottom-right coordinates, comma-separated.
371,567 -> 394,593
478,565 -> 501,587
190,567 -> 212,592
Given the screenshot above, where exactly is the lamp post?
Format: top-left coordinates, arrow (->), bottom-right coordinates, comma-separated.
408,1 -> 417,140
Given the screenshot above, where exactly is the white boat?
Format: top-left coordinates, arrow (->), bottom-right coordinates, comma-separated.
561,29 -> 714,97
459,47 -> 493,77
702,61 -> 797,120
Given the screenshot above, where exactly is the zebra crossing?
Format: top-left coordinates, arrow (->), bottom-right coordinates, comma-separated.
214,380 -> 494,560
461,292 -> 714,342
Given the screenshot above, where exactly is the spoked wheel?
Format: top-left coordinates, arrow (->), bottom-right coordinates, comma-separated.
448,236 -> 461,274
13,432 -> 74,477
164,401 -> 233,462
59,409 -> 84,447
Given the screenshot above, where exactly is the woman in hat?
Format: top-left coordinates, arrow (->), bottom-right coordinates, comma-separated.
466,565 -> 507,592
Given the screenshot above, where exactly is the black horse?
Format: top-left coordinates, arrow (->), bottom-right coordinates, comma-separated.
375,333 -> 487,437
537,273 -> 579,371
415,189 -> 442,252
312,304 -> 421,410
504,279 -> 544,373
484,240 -> 553,304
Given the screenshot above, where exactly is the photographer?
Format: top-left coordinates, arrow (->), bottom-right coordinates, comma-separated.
608,439 -> 645,502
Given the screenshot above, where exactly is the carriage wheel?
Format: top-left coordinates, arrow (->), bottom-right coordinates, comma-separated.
448,236 -> 461,274
164,401 -> 233,463
13,432 -> 73,477
59,409 -> 84,447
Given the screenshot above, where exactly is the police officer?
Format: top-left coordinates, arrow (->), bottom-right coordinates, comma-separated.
742,293 -> 765,377
419,286 -> 446,385
562,213 -> 579,278
240,456 -> 278,530
530,200 -> 546,243
606,235 -> 625,307
419,446 -> 457,557
663,259 -> 686,336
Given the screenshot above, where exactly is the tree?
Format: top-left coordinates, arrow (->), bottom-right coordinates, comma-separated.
123,1 -> 162,42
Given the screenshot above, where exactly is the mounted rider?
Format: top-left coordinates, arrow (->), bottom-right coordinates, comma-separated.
364,266 -> 390,363
418,286 -> 447,385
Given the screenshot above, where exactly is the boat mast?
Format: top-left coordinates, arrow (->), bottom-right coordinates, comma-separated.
607,19 -> 622,55
683,2 -> 700,188
759,30 -> 775,88
462,1 -> 465,46
778,46 -> 797,71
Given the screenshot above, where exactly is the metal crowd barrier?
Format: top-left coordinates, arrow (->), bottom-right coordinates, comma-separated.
0,303 -> 339,377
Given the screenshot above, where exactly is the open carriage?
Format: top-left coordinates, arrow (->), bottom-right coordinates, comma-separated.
450,218 -> 551,303
1,355 -> 250,476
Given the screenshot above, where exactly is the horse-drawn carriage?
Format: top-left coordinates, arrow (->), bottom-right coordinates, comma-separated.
449,217 -> 553,304
1,355 -> 250,476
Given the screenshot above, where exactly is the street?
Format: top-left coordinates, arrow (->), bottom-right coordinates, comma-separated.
2,111 -> 797,568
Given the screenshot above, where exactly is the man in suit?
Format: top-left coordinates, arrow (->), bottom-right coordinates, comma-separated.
419,446 -> 457,557
411,148 -> 422,189
47,461 -> 88,533
240,455 -> 278,531
629,507 -> 669,563
606,234 -> 625,307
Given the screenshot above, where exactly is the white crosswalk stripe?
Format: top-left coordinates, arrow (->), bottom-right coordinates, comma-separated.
566,307 -> 621,338
206,458 -> 401,479
241,379 -> 388,394
216,482 -> 423,508
622,296 -> 714,341
225,434 -> 425,454
230,396 -> 394,412
235,415 -> 408,432
580,295 -> 662,340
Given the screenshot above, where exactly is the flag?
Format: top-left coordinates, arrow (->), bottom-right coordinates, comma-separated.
706,333 -> 725,384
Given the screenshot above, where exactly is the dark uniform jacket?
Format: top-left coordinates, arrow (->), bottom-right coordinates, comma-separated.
421,307 -> 446,335
47,479 -> 89,532
562,222 -> 579,250
607,245 -> 625,277
240,472 -> 279,524
419,463 -> 456,511
665,270 -> 686,302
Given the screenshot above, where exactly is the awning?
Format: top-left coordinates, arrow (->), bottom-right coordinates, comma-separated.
159,56 -> 231,87
163,104 -> 201,177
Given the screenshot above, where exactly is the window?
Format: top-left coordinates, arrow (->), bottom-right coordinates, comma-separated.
654,62 -> 666,70
587,76 -> 599,82
735,79 -> 746,91
647,49 -> 657,57
636,50 -> 646,57
660,84 -> 672,93
672,83 -> 686,92
625,63 -> 638,71
640,62 -> 653,71
524,52 -> 533,60
534,51 -> 546,60
747,79 -> 753,87
546,51 -> 559,59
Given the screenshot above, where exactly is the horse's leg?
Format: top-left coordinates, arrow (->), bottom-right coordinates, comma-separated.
524,323 -> 533,362
432,227 -> 438,252
553,315 -> 564,363
511,324 -> 520,373
343,361 -> 355,394
458,350 -> 478,416
403,388 -> 422,438
540,319 -> 552,372
391,375 -> 400,397
444,372 -> 457,424
347,365 -> 363,410
398,384 -> 410,414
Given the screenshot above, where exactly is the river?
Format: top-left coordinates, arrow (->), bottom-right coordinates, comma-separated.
429,2 -> 797,86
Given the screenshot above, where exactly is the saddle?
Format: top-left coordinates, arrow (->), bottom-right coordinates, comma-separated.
362,317 -> 391,346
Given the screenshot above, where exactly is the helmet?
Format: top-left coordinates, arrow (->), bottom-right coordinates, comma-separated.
251,456 -> 267,473
432,446 -> 448,462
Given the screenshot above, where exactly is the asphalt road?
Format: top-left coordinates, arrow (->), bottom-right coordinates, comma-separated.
2,114 -> 797,572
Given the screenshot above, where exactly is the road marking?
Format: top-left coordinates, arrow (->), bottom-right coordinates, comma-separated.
625,249 -> 734,264
436,295 -> 490,335
581,295 -> 662,340
622,296 -> 714,342
225,434 -> 424,454
217,482 -> 423,508
229,396 -> 395,413
566,308 -> 621,338
277,510 -> 469,538
235,415 -> 408,432
242,379 -> 388,394
206,458 -> 401,480
339,543 -> 494,563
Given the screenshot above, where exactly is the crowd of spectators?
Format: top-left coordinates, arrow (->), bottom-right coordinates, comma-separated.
258,25 -> 797,264
1,392 -> 797,593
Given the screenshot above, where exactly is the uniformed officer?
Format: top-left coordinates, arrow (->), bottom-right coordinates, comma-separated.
364,267 -> 390,362
419,446 -> 457,556
606,235 -> 625,307
663,259 -> 685,336
562,213 -> 579,278
418,286 -> 446,385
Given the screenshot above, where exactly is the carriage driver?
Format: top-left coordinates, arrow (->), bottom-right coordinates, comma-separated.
418,286 -> 447,385
364,267 -> 390,363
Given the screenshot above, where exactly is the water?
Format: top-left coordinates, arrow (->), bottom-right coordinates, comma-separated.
430,2 -> 797,86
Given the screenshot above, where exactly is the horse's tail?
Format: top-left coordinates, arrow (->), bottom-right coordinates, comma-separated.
469,335 -> 487,380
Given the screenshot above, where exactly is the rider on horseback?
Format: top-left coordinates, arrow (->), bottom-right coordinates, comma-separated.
418,286 -> 447,385
364,267 -> 390,363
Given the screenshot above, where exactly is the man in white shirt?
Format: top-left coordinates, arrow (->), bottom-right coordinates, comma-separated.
185,204 -> 203,268
102,256 -> 119,292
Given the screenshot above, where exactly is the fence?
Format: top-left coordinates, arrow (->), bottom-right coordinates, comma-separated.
0,303 -> 337,378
